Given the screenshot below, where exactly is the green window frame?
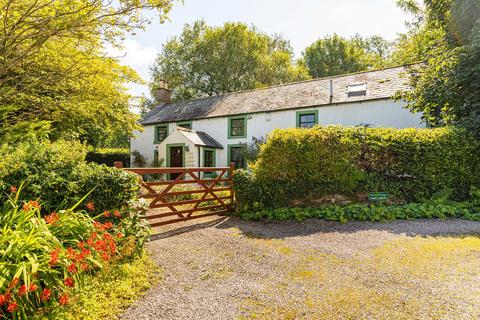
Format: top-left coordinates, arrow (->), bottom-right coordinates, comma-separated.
154,124 -> 169,144
176,121 -> 192,129
228,115 -> 247,139
203,147 -> 216,178
296,110 -> 318,128
153,149 -> 159,166
227,144 -> 246,169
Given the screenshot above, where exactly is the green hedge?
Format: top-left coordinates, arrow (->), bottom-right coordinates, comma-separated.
0,140 -> 139,213
234,126 -> 480,210
235,202 -> 480,222
86,148 -> 130,167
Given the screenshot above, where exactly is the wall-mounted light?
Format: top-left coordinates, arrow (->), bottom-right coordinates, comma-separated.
185,146 -> 190,152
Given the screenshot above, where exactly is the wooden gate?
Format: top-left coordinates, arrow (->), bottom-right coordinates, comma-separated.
125,164 -> 234,227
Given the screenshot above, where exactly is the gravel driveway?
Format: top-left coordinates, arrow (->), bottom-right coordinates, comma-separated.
122,217 -> 480,320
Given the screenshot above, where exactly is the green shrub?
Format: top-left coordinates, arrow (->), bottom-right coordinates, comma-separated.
235,202 -> 480,223
0,140 -> 140,213
235,126 -> 480,209
86,148 -> 130,167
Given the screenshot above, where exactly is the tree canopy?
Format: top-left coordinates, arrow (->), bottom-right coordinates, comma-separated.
302,34 -> 392,78
393,0 -> 480,136
0,0 -> 174,146
150,21 -> 310,102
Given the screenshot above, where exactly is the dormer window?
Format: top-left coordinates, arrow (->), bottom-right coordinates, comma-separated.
347,83 -> 367,96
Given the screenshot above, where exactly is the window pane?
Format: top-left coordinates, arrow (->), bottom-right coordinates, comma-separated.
231,147 -> 245,169
156,126 -> 168,142
299,114 -> 316,128
204,150 -> 214,167
230,118 -> 245,137
178,123 -> 191,129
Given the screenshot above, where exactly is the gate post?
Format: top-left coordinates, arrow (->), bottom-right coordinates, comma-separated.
229,162 -> 235,211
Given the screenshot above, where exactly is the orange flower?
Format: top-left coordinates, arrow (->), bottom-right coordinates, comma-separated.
86,202 -> 95,211
64,277 -> 74,288
59,293 -> 69,306
22,200 -> 40,211
80,263 -> 89,271
67,262 -> 77,274
7,302 -> 18,312
10,186 -> 17,193
116,233 -> 123,239
40,288 -> 51,301
103,210 -> 110,218
103,222 -> 113,230
45,212 -> 59,225
29,284 -> 38,292
113,210 -> 121,218
49,248 -> 60,266
17,284 -> 27,296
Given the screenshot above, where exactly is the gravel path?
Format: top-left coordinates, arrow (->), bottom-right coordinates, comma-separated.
121,217 -> 480,320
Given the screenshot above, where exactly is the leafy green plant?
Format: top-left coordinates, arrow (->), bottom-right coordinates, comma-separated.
235,202 -> 480,223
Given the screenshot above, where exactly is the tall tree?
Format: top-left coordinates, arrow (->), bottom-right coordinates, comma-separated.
0,0 -> 175,145
302,34 -> 391,78
393,0 -> 480,136
150,21 -> 310,101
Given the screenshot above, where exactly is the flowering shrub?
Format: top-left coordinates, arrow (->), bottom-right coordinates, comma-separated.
0,187 -> 149,319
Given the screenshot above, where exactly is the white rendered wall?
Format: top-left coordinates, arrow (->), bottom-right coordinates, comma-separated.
130,99 -> 424,167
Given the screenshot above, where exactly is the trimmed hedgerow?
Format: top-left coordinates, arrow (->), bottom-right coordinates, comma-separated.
235,126 -> 480,210
235,202 -> 480,223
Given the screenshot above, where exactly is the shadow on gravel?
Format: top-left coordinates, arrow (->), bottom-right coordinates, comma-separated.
214,216 -> 480,240
149,216 -> 228,241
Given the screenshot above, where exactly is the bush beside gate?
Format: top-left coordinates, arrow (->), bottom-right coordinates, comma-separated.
234,126 -> 480,211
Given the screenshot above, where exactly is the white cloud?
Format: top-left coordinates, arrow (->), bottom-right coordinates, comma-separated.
106,39 -> 158,68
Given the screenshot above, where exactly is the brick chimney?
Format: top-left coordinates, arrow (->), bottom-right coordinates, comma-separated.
153,79 -> 171,104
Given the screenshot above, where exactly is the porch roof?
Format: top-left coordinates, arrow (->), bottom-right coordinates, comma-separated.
178,127 -> 223,149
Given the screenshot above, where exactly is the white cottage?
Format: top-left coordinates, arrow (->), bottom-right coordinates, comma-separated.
131,65 -> 424,171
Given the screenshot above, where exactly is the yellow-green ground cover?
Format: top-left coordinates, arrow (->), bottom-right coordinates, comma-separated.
60,254 -> 162,320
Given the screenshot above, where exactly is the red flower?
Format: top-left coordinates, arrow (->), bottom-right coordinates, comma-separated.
29,284 -> 38,292
40,288 -> 51,301
0,294 -> 8,306
103,210 -> 110,218
45,212 -> 59,225
17,284 -> 27,296
59,293 -> 69,306
10,186 -> 17,193
67,262 -> 77,274
116,233 -> 123,239
8,278 -> 19,289
113,210 -> 121,218
86,202 -> 95,211
7,302 -> 18,313
78,241 -> 85,250
49,248 -> 60,266
101,253 -> 110,261
103,222 -> 113,230
64,277 -> 74,288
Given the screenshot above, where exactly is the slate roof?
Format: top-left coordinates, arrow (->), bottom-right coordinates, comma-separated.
141,65 -> 413,125
178,127 -> 223,149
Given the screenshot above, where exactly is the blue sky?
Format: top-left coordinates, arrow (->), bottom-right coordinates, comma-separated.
108,0 -> 411,99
